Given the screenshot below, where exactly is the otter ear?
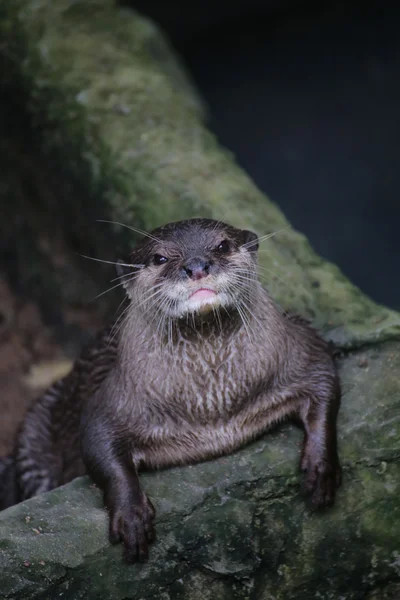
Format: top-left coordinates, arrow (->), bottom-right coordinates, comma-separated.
241,229 -> 259,252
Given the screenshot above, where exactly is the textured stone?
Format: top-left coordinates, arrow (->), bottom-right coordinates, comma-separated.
1,342 -> 399,599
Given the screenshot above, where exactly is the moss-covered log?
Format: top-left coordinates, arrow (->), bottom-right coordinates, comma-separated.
0,1 -> 399,599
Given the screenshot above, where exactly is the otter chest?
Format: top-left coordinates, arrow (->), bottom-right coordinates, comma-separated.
138,337 -> 264,423
127,335 -> 275,470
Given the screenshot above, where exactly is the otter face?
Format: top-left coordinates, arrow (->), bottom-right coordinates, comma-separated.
118,219 -> 259,321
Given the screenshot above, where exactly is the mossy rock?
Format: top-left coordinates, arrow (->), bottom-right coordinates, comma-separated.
1,342 -> 399,599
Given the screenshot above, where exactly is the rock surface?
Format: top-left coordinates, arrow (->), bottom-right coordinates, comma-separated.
0,1 -> 399,599
1,343 -> 399,599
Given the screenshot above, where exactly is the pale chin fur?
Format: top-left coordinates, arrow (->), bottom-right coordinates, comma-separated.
163,276 -> 236,319
166,290 -> 233,319
177,292 -> 227,318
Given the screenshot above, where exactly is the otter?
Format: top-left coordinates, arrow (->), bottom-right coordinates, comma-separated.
0,218 -> 341,563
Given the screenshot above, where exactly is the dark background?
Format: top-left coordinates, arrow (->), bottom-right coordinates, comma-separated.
121,0 -> 400,310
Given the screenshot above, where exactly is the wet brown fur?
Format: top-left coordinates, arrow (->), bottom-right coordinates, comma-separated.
0,218 -> 341,563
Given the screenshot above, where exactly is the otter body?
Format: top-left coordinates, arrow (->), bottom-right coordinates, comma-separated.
0,218 -> 341,563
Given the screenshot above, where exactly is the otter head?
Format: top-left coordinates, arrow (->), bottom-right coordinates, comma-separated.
117,218 -> 259,324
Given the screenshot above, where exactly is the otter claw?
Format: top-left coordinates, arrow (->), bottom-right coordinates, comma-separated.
107,493 -> 156,563
301,457 -> 342,508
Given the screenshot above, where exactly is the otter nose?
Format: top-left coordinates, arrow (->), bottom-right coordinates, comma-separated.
182,257 -> 211,280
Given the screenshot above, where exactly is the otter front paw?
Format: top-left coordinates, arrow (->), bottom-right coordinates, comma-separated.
107,491 -> 156,563
300,453 -> 342,507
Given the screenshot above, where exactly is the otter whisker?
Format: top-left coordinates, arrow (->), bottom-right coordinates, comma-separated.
230,271 -> 266,289
110,283 -> 166,345
157,306 -> 174,349
150,293 -> 175,344
146,295 -> 170,325
235,302 -> 253,341
216,306 -> 223,334
148,292 -> 167,325
89,277 -> 137,302
240,305 -> 261,343
238,293 -> 272,347
132,284 -> 166,313
168,307 -> 173,348
108,300 -> 133,347
93,272 -> 163,305
211,304 -> 223,334
228,273 -> 258,289
144,284 -> 172,307
235,265 -> 302,294
225,273 -> 269,340
211,209 -> 233,234
241,225 -> 291,249
111,271 -> 143,283
79,254 -> 144,269
116,287 -> 169,352
97,219 -> 162,243
229,269 -> 256,280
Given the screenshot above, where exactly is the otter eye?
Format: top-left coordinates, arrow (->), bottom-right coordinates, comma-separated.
216,240 -> 230,253
153,254 -> 168,265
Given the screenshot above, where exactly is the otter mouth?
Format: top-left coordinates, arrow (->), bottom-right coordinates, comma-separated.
187,287 -> 219,314
165,277 -> 236,318
189,288 -> 217,301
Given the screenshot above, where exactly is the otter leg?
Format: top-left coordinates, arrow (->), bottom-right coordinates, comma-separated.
80,418 -> 155,563
299,387 -> 342,507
